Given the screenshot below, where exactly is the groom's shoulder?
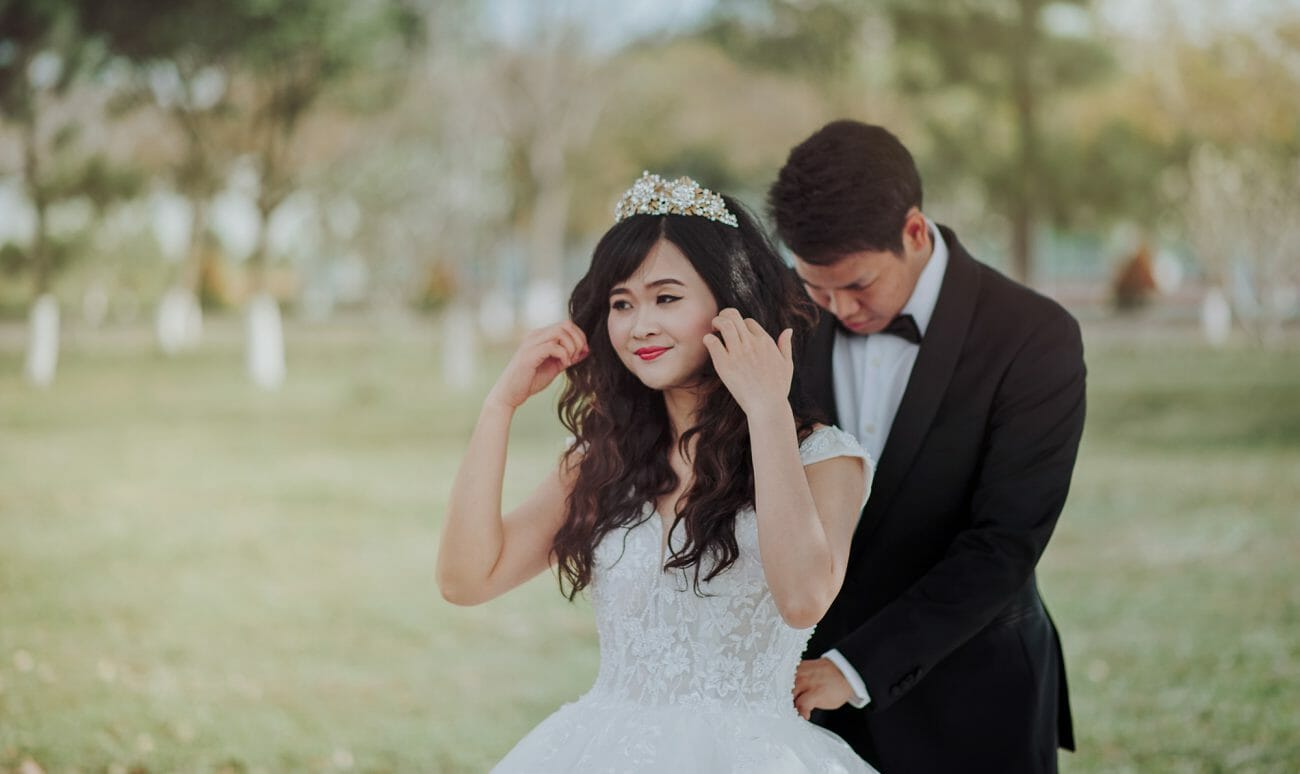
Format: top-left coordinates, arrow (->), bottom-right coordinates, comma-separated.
945,232 -> 1080,348
980,262 -> 1074,325
944,235 -> 1076,327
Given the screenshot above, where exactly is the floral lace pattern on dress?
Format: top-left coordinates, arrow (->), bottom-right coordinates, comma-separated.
587,425 -> 870,715
492,425 -> 875,773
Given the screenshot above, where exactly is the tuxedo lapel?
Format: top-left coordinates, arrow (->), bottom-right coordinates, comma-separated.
804,310 -> 840,426
855,228 -> 981,545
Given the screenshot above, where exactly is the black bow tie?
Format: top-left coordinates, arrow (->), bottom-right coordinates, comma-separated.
837,314 -> 923,344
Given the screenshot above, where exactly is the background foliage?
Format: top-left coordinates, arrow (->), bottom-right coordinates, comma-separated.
1,0 -> 1298,770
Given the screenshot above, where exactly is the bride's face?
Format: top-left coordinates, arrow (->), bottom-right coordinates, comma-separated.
607,238 -> 720,392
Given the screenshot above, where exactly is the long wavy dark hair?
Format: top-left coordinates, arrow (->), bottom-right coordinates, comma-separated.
551,195 -> 822,598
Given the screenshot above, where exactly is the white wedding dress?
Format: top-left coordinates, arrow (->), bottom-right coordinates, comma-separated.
494,425 -> 877,773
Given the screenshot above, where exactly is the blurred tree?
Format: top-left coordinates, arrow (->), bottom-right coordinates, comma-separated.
85,0 -> 420,383
1184,146 -> 1299,346
230,0 -> 421,289
1,0 -> 70,300
222,0 -> 419,388
487,8 -> 607,328
1140,11 -> 1300,343
320,1 -> 504,314
439,2 -> 861,333
568,37 -> 838,235
81,0 -> 256,352
0,0 -> 141,384
687,0 -> 906,171
1038,116 -> 1185,236
699,0 -> 865,81
886,0 -> 1113,282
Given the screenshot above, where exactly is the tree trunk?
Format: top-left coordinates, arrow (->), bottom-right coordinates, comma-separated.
1009,0 -> 1040,285
1201,286 -> 1232,347
24,294 -> 59,387
183,196 -> 209,295
246,292 -> 286,390
21,110 -> 59,386
22,111 -> 52,297
1010,205 -> 1032,287
441,302 -> 477,393
244,206 -> 285,390
31,203 -> 50,297
156,286 -> 203,355
524,157 -> 572,328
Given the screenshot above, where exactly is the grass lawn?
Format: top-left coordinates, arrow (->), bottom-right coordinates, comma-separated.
0,317 -> 1296,772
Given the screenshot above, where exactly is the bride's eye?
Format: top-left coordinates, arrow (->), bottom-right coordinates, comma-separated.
610,299 -> 631,311
656,295 -> 681,304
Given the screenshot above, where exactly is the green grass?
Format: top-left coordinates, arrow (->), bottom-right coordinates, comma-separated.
0,318 -> 1296,772
1049,337 -> 1300,773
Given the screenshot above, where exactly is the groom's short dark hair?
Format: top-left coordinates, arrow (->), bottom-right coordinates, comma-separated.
768,120 -> 923,265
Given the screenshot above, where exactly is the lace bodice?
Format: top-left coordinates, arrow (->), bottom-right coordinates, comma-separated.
583,425 -> 872,716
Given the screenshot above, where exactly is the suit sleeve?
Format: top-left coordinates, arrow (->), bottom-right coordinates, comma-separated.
834,308 -> 1087,713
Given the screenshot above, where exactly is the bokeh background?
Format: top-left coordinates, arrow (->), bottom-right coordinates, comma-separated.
1,0 -> 1298,771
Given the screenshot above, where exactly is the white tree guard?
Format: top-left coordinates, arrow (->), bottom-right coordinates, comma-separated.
156,286 -> 203,354
24,294 -> 60,387
442,303 -> 477,393
1201,286 -> 1232,348
246,293 -> 286,390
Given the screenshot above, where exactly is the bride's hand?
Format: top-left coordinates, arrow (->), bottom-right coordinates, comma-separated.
703,308 -> 793,418
486,321 -> 589,410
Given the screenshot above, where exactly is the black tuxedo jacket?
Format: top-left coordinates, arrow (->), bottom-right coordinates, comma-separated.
800,226 -> 1085,773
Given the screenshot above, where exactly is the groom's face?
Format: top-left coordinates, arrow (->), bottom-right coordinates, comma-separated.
792,212 -> 930,334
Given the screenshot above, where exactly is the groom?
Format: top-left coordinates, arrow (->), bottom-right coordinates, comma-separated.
772,121 -> 1085,772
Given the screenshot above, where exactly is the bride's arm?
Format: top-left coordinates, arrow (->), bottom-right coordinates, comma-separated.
747,411 -> 865,629
704,308 -> 865,628
436,322 -> 587,606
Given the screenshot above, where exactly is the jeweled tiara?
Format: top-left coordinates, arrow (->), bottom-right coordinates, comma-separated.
614,171 -> 739,228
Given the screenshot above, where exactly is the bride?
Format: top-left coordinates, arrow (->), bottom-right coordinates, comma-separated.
437,172 -> 877,773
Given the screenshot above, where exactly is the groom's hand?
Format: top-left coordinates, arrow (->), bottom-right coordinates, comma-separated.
793,658 -> 855,720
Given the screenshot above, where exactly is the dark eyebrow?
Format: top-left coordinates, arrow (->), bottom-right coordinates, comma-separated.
609,277 -> 686,296
800,274 -> 873,291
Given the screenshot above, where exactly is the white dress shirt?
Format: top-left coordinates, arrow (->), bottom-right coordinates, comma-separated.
823,220 -> 949,708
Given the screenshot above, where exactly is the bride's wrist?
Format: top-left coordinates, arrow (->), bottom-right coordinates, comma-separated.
745,400 -> 795,433
482,390 -> 519,417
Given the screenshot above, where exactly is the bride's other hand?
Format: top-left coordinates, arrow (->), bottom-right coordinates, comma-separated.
487,321 -> 589,410
793,658 -> 855,720
703,307 -> 794,418
439,321 -> 585,607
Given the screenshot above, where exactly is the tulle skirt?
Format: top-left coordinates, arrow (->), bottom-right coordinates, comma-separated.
492,696 -> 875,773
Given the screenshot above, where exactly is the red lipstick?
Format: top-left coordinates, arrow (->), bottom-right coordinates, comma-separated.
635,346 -> 669,361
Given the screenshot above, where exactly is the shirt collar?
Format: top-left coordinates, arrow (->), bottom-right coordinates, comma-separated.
901,218 -> 948,337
